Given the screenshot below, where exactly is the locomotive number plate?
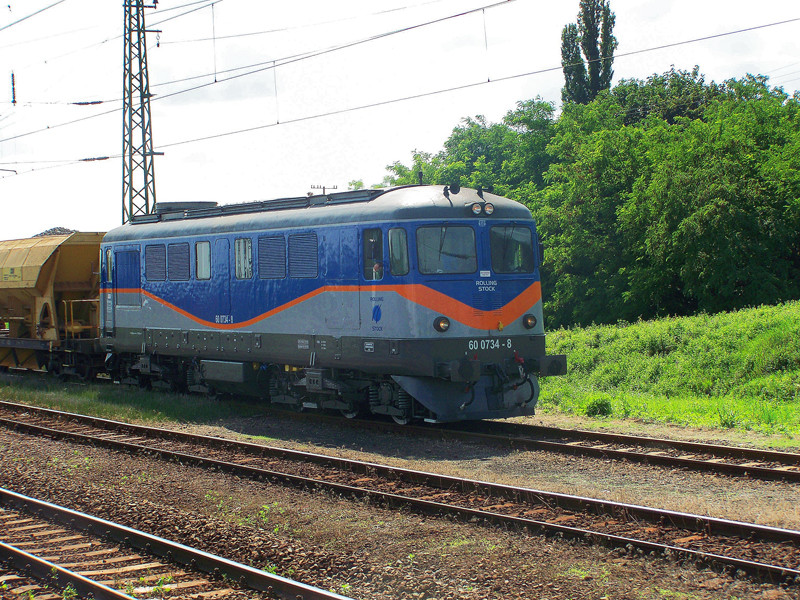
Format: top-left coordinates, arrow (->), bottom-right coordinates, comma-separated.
468,338 -> 512,351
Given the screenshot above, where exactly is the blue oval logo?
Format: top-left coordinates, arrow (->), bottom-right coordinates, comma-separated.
372,305 -> 382,323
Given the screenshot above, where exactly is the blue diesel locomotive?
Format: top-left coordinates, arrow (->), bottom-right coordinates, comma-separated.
101,185 -> 566,423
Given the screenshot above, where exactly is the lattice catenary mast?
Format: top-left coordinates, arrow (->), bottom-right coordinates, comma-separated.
122,0 -> 160,224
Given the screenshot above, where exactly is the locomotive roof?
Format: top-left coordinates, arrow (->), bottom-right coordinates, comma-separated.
103,185 -> 533,243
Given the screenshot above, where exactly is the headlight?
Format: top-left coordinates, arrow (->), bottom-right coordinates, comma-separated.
522,314 -> 537,329
484,202 -> 494,215
433,316 -> 451,332
470,203 -> 482,216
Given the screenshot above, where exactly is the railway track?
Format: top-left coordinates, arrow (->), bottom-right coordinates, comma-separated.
0,487 -> 352,600
0,567 -> 63,600
0,400 -> 798,584
4,373 -> 797,482
264,408 -> 800,483
448,419 -> 800,481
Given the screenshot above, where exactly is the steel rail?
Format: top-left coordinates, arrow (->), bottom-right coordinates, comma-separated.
1,404 -> 798,543
479,421 -> 800,463
1,411 -> 799,583
256,406 -> 800,482
426,424 -> 800,482
4,388 -> 800,482
2,397 -> 791,478
0,487 -> 353,600
0,539 -> 134,600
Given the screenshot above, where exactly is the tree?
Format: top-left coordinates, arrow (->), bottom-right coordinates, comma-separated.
382,101 -> 556,198
611,66 -> 723,125
561,0 -> 617,104
618,76 -> 800,315
348,179 -> 365,190
538,73 -> 800,327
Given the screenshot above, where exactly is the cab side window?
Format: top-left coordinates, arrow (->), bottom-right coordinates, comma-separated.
388,228 -> 409,276
196,241 -> 211,280
363,228 -> 383,281
105,248 -> 113,284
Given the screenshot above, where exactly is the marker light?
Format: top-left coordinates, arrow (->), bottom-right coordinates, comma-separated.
434,316 -> 451,332
484,202 -> 494,215
471,203 -> 482,216
522,314 -> 537,329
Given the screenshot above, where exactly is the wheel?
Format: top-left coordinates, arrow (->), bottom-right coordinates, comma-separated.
391,414 -> 411,425
340,408 -> 360,419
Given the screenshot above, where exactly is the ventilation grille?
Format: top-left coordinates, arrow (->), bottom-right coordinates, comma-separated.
145,244 -> 166,281
168,243 -> 190,281
258,236 -> 286,279
288,233 -> 318,278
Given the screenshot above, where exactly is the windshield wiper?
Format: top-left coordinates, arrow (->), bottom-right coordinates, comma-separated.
437,226 -> 448,267
502,224 -> 516,265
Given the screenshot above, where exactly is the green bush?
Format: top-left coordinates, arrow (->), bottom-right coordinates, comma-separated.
585,396 -> 613,417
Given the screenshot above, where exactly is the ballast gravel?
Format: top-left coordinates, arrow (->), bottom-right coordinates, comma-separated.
184,412 -> 800,531
0,423 -> 795,600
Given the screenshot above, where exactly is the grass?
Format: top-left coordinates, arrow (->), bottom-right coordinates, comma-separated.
0,376 -> 265,425
539,301 -> 800,437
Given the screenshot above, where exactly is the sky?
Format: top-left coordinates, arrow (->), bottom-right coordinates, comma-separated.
0,0 -> 799,239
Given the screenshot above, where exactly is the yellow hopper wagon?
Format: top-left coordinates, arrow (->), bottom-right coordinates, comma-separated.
0,232 -> 105,378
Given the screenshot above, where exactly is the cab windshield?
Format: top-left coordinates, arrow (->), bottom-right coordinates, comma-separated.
416,226 -> 477,274
490,225 -> 535,274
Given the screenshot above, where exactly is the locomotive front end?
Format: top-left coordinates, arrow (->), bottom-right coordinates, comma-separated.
394,303 -> 567,422
383,187 -> 566,422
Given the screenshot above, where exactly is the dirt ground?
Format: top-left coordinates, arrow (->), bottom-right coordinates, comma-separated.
0,419 -> 796,599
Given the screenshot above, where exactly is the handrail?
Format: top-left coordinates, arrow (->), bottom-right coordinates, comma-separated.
61,298 -> 100,341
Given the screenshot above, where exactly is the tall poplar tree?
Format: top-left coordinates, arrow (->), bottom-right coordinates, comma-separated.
561,0 -> 617,104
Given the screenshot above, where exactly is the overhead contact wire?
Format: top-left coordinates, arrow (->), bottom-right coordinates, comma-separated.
159,0 -> 454,44
0,0 -> 69,34
156,16 -> 800,149
0,0 -> 513,138
2,12 -> 799,149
